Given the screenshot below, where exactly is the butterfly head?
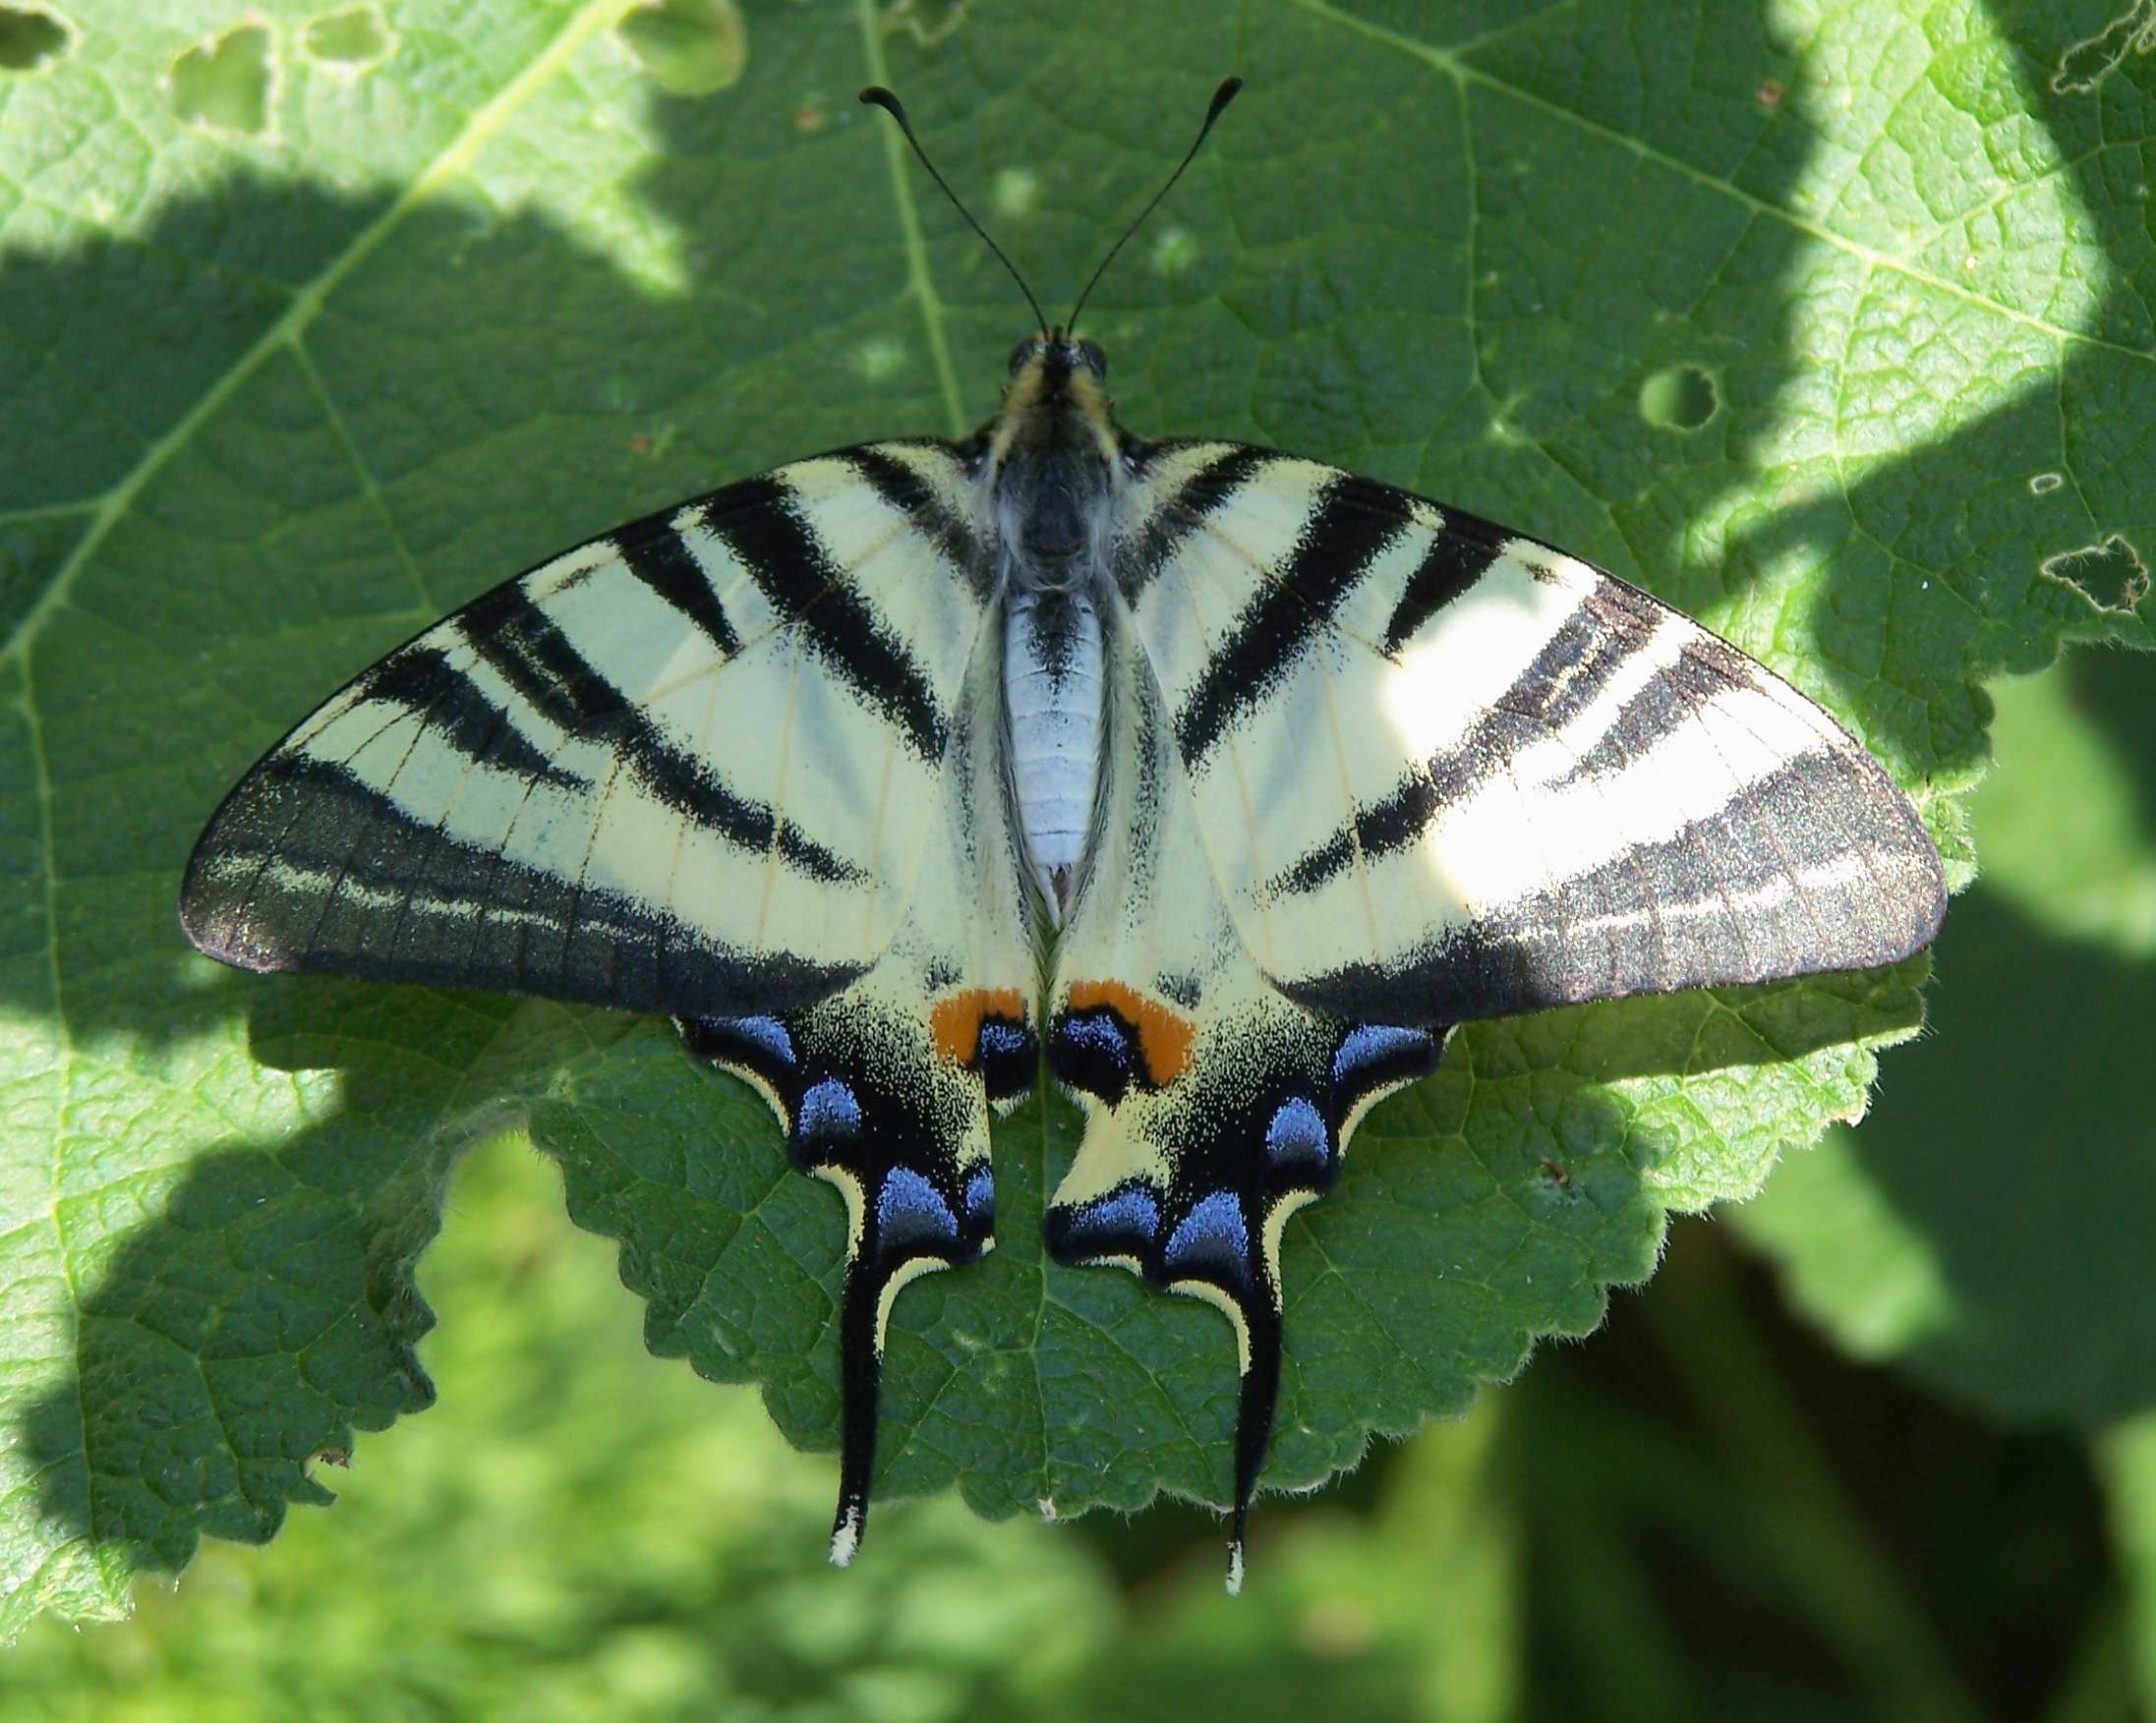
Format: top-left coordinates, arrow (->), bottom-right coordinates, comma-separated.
999,328 -> 1112,421
1008,331 -> 1107,384
859,78 -> 1244,579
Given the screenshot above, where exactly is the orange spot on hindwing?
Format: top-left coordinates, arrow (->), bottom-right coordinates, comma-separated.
1063,979 -> 1195,1088
930,987 -> 1025,1063
929,987 -> 1036,1103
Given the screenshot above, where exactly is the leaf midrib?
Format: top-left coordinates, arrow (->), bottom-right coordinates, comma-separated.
0,0 -> 642,672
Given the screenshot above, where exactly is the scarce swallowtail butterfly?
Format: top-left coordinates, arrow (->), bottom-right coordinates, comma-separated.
180,79 -> 1946,1592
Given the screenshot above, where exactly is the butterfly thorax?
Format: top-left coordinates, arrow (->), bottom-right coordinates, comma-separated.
987,336 -> 1120,922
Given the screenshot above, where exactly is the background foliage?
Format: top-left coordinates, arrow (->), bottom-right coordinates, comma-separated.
1,0 -> 2152,1716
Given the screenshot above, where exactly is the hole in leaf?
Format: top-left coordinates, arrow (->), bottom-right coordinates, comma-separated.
882,0 -> 965,45
616,0 -> 745,98
1639,363 -> 1719,431
304,5 -> 391,71
2041,534 -> 2150,613
2053,2 -> 2156,96
0,6 -> 70,71
167,22 -> 272,136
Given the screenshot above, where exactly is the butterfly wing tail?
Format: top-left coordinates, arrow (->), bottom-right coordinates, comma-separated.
683,990 -> 1019,1563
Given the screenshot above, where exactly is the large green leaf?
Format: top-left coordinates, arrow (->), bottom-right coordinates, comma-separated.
3,0 -> 2151,1633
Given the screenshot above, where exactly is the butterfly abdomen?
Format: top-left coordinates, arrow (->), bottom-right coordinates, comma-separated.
1003,585 -> 1105,922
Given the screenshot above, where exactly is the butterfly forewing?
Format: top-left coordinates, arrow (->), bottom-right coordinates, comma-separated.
180,439 -> 990,1020
1110,443 -> 1947,1023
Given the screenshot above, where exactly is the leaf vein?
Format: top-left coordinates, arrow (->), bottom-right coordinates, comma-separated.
1285,0 -> 2156,366
0,0 -> 640,669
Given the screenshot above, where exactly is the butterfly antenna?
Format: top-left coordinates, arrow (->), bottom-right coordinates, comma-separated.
860,86 -> 1052,337
1066,77 -> 1244,336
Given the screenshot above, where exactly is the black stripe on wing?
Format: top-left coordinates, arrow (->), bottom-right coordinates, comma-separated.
613,514 -> 741,659
843,445 -> 991,602
1544,599 -> 1774,787
359,647 -> 586,791
709,474 -> 948,762
457,579 -> 627,734
1380,516 -> 1509,654
441,586 -> 870,887
1116,442 -> 1273,603
1174,473 -> 1411,765
1267,584 -> 1660,897
181,756 -> 861,1016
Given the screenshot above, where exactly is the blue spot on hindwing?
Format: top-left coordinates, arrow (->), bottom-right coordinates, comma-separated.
1083,1185 -> 1161,1244
963,1165 -> 995,1230
1050,1008 -> 1136,1103
876,1167 -> 959,1250
1164,1191 -> 1251,1282
795,1077 -> 861,1142
973,1015 -> 1037,1103
1331,1023 -> 1434,1091
1044,1183 -> 1162,1264
1060,1013 -> 1129,1063
710,1013 -> 795,1068
1264,1096 -> 1330,1173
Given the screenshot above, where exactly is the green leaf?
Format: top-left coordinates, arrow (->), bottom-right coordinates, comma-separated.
4,0 -> 2153,1633
1736,645 -> 2156,1429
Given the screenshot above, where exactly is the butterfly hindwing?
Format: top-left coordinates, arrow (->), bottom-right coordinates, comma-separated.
682,611 -> 1040,1564
1041,615 -> 1443,1589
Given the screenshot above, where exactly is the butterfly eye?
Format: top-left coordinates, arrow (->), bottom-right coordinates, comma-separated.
1008,338 -> 1038,375
1075,339 -> 1108,379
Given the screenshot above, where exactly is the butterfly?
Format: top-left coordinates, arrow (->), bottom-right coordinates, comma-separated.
179,79 -> 1945,1591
